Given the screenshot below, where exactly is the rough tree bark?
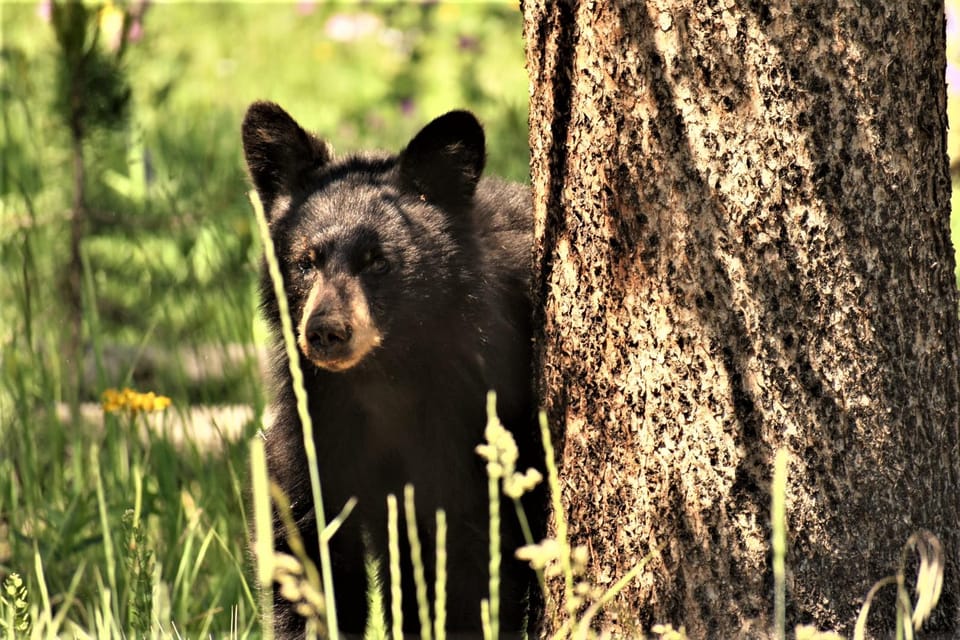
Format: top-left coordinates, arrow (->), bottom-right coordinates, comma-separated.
523,2 -> 960,637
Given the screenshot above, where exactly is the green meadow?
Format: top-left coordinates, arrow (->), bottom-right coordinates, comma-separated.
1,3 -> 526,636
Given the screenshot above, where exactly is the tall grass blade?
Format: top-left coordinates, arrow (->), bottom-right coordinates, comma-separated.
51,561 -> 87,634
433,509 -> 447,640
484,393 -> 500,640
481,599 -> 491,640
171,493 -> 202,612
250,437 -> 273,640
92,447 -> 118,618
187,528 -> 218,594
772,449 -> 787,640
33,545 -> 52,627
573,545 -> 662,640
387,494 -> 403,640
539,410 -> 574,613
403,484 -> 432,640
250,190 -> 339,638
320,497 -> 357,546
853,576 -> 897,640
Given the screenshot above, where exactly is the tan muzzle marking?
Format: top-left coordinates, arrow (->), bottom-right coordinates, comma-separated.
297,276 -> 383,371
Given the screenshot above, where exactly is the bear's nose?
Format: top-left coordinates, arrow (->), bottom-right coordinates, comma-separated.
306,318 -> 353,351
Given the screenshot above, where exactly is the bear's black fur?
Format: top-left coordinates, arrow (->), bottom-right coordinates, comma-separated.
242,102 -> 544,638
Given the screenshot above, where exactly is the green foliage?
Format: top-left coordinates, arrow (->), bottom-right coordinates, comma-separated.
120,508 -> 154,637
49,0 -> 131,138
1,3 -> 529,636
0,360 -> 258,636
2,1 -> 528,370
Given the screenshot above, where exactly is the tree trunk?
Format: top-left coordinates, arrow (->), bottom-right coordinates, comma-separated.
523,2 -> 960,637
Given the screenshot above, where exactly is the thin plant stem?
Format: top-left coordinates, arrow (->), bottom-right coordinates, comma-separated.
250,438 -> 275,640
434,510 -> 447,640
251,191 -> 339,638
540,411 -> 575,612
772,449 -> 788,640
388,494 -> 403,640
404,485 -> 433,640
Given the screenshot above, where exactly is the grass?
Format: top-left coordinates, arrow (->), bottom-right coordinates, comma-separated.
1,3 -> 529,636
0,379 -> 259,636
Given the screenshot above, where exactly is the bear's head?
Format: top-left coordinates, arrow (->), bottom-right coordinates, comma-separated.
242,102 -> 487,372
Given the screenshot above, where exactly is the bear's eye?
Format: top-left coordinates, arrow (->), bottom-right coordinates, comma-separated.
362,251 -> 390,275
296,252 -> 316,274
296,248 -> 326,275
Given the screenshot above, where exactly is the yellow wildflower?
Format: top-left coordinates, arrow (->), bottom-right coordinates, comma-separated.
101,387 -> 172,414
98,0 -> 126,52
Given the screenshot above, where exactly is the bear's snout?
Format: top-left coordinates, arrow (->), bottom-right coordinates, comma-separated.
297,278 -> 382,371
305,314 -> 353,351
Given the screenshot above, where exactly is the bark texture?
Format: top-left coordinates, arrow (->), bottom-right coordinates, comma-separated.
524,2 -> 960,636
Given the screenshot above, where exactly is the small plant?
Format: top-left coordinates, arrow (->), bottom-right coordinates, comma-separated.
268,481 -> 329,640
121,509 -> 154,637
852,529 -> 944,640
0,573 -> 31,637
770,449 -> 944,640
475,392 -> 545,640
475,392 -> 544,549
510,412 -> 658,640
649,624 -> 688,640
273,552 -> 326,638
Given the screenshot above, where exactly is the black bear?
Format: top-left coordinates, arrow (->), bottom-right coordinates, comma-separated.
242,102 -> 544,638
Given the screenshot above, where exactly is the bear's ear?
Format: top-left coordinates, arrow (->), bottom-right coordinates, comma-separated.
241,101 -> 331,217
399,110 -> 486,211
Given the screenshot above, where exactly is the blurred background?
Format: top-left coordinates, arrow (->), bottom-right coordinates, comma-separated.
0,3 -> 527,636
1,0 -> 528,404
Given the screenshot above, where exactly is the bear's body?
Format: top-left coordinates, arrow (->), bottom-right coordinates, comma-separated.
242,103 -> 543,638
